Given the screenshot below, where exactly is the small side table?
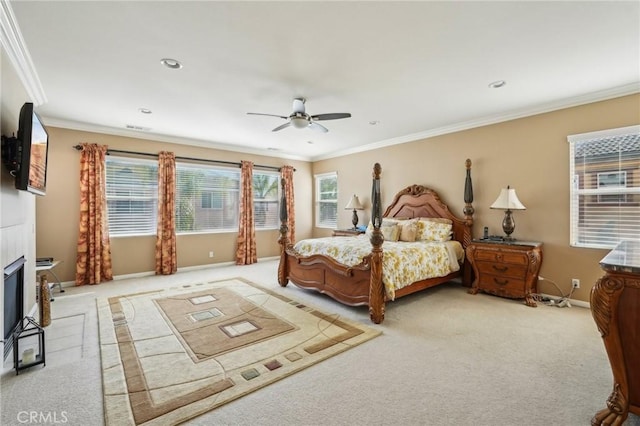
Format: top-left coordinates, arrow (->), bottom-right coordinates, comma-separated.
332,229 -> 365,237
466,239 -> 543,307
35,260 -> 64,301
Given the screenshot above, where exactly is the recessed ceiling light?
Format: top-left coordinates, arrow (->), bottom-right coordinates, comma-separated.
307,140 -> 314,144
369,120 -> 380,125
138,108 -> 152,114
267,147 -> 280,151
488,80 -> 506,89
160,58 -> 182,69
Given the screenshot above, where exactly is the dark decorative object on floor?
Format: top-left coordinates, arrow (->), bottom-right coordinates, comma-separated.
13,316 -> 46,375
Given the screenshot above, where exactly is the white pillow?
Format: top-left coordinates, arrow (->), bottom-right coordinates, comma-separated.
416,218 -> 453,242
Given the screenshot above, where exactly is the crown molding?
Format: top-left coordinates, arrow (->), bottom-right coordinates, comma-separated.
312,83 -> 640,162
0,0 -> 46,105
42,116 -> 312,162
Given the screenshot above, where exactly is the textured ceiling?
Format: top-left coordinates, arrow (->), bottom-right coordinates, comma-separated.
8,1 -> 640,161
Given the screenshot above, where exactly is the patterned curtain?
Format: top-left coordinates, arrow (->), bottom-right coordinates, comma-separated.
236,161 -> 257,265
155,151 -> 177,275
281,165 -> 296,243
75,143 -> 113,285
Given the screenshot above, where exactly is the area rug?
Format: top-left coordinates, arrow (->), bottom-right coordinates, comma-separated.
97,277 -> 381,425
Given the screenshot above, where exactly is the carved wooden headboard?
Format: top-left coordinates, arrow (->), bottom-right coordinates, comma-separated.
383,184 -> 473,248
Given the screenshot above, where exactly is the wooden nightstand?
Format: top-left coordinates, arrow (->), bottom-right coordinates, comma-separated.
466,239 -> 543,307
332,229 -> 365,237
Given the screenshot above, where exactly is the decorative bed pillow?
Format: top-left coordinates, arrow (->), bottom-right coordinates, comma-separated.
380,223 -> 400,241
416,218 -> 453,242
398,219 -> 418,242
366,218 -> 407,237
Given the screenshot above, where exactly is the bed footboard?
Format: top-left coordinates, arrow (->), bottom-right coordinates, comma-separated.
285,252 -> 373,305
277,164 -> 386,323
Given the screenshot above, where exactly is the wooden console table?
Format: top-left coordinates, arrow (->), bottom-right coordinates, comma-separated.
591,240 -> 640,425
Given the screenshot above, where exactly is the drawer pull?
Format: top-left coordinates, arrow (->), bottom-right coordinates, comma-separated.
492,265 -> 508,273
493,278 -> 509,286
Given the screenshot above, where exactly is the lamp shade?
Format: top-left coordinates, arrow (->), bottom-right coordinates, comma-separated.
490,186 -> 526,210
345,194 -> 363,210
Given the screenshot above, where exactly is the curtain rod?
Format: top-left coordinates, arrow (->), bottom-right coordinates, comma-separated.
72,145 -> 294,172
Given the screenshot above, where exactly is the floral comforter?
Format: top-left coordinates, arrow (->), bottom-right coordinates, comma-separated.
293,235 -> 464,300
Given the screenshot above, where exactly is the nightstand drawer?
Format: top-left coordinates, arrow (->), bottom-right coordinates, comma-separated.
475,261 -> 527,280
474,250 -> 528,265
477,274 -> 525,293
467,240 -> 543,307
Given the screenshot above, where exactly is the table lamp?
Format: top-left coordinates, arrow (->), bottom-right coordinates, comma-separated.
345,194 -> 364,230
490,186 -> 526,240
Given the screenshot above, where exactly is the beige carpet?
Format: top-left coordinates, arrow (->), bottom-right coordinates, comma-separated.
96,277 -> 381,425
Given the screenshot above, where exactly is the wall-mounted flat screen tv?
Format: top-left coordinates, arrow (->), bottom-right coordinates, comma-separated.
16,102 -> 49,196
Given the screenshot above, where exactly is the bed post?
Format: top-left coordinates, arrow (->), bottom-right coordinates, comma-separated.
462,159 -> 475,286
369,163 -> 385,324
277,179 -> 289,287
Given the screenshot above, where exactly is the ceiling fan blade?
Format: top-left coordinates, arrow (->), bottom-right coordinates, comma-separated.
309,122 -> 329,133
310,113 -> 352,121
272,122 -> 292,132
292,98 -> 306,114
247,112 -> 288,120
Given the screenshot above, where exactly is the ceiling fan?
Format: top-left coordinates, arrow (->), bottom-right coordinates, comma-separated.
247,98 -> 351,133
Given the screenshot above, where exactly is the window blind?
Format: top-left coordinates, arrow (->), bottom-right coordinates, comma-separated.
105,156 -> 282,236
568,126 -> 640,248
105,156 -> 158,236
315,172 -> 338,228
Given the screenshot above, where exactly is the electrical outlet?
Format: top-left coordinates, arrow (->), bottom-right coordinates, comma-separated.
209,251 -> 214,258
572,278 -> 580,289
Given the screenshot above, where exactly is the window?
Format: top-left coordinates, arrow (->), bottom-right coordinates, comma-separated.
315,172 -> 338,228
176,164 -> 240,233
105,156 -> 158,236
568,125 -> 640,249
253,171 -> 280,229
105,157 -> 281,236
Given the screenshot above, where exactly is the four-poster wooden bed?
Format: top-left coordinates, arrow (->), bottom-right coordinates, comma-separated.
277,160 -> 474,324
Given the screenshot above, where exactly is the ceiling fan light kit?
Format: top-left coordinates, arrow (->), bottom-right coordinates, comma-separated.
291,116 -> 309,129
248,97 -> 351,133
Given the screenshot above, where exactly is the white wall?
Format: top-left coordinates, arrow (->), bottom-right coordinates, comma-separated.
1,46 -> 39,354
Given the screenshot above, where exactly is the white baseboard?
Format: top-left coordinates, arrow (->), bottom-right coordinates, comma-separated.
57,256 -> 281,288
540,292 -> 590,309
